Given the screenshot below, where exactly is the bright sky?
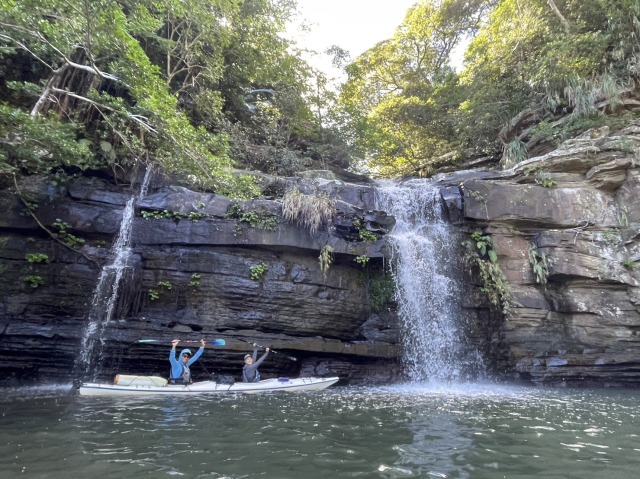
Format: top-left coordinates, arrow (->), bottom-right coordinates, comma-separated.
288,0 -> 419,79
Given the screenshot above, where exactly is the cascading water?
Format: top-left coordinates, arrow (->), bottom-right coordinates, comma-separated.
76,168 -> 153,379
376,179 -> 483,383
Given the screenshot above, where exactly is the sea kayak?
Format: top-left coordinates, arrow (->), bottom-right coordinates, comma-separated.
78,375 -> 339,396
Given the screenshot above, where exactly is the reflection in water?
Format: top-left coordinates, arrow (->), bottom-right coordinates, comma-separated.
2,386 -> 640,478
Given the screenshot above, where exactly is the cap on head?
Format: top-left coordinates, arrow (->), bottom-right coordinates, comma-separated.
181,349 -> 192,358
244,354 -> 252,361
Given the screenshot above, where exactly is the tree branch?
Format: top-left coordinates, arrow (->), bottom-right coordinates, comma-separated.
547,0 -> 571,34
12,174 -> 99,265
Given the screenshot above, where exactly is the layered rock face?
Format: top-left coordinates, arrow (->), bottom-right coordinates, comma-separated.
440,121 -> 640,386
2,120 -> 639,388
0,175 -> 400,385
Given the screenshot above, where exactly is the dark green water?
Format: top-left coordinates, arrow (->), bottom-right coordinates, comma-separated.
1,383 -> 640,478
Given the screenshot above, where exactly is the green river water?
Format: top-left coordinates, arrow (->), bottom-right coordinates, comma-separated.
1,382 -> 639,478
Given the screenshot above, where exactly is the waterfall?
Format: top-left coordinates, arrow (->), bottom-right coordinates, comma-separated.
76,168 -> 153,379
376,179 -> 483,383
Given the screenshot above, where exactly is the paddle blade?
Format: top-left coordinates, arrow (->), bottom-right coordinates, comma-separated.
211,339 -> 226,346
137,339 -> 161,343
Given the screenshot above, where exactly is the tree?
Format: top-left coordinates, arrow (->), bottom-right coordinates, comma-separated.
338,0 -> 491,176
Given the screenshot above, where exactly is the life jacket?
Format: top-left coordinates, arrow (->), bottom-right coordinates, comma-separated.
169,364 -> 191,384
242,368 -> 260,383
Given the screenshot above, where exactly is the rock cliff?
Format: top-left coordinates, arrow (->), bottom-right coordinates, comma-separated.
2,119 -> 639,388
439,120 -> 640,387
0,174 -> 400,385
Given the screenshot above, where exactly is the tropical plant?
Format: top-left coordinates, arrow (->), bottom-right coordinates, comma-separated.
463,231 -> 512,314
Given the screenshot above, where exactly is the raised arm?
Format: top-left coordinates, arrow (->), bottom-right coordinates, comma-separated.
186,339 -> 206,365
253,348 -> 270,368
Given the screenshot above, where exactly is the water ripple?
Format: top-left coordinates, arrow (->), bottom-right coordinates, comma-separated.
2,386 -> 640,478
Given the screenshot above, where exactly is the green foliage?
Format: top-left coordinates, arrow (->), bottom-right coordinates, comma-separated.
528,244 -> 554,287
282,188 -> 336,235
25,253 -> 49,264
23,275 -> 44,288
535,171 -> 556,188
224,204 -> 278,231
501,138 -> 528,169
339,0 -> 490,176
141,210 -> 208,221
318,245 -> 334,278
369,275 -> 395,313
52,219 -> 85,248
249,262 -> 269,280
463,231 -> 512,314
189,273 -> 201,288
621,259 -> 638,270
355,255 -> 370,267
0,0 -> 319,197
0,105 -> 95,175
353,218 -> 377,242
338,0 -> 640,177
148,279 -> 173,300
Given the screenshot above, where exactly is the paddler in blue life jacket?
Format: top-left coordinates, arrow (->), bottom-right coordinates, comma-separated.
169,339 -> 205,384
242,343 -> 270,382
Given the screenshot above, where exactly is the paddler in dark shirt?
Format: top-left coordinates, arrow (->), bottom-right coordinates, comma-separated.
242,343 -> 270,382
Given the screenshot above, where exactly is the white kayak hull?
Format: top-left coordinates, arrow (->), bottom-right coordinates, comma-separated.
78,376 -> 339,396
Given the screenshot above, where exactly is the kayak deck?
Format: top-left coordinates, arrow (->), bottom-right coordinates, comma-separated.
78,376 -> 339,396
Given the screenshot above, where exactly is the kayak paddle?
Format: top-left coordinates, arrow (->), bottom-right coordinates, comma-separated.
138,339 -> 226,346
239,338 -> 297,361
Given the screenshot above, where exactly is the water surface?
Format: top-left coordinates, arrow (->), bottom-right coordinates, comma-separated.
2,383 -> 639,478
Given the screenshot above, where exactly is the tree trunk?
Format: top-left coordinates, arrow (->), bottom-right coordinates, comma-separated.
547,0 -> 571,34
